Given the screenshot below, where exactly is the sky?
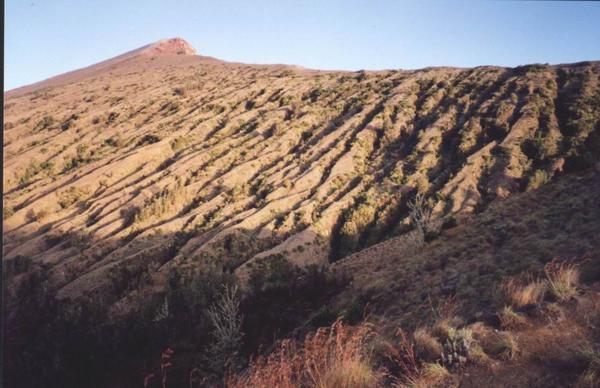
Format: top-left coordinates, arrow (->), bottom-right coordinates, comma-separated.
5,0 -> 600,91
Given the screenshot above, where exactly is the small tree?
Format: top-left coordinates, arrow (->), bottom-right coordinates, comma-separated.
205,284 -> 243,376
408,193 -> 438,242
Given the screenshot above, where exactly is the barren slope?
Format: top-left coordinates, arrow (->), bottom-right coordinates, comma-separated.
3,39 -> 600,307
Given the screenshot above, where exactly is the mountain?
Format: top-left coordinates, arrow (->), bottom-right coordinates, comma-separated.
4,38 -> 198,97
3,38 -> 600,387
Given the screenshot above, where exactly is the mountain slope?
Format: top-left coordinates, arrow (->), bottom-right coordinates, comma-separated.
3,38 -> 600,387
4,40 -> 600,303
4,38 -> 198,97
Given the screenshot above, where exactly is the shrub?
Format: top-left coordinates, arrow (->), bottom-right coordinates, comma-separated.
173,87 -> 187,96
408,193 -> 438,243
26,207 -> 51,223
136,134 -> 161,147
545,262 -> 579,302
61,114 -> 78,131
58,186 -> 89,209
3,206 -> 15,220
19,161 -> 52,186
527,170 -> 550,191
34,115 -> 55,131
63,144 -> 92,171
67,230 -> 92,251
104,136 -> 125,148
106,111 -> 119,124
206,284 -> 244,376
134,181 -> 186,224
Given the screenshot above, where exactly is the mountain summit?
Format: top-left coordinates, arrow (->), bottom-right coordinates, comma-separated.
139,37 -> 198,56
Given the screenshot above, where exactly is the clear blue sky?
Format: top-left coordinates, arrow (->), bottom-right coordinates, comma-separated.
5,0 -> 600,91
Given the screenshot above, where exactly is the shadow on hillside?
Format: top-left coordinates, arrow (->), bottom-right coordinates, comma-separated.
4,168 -> 600,387
3,221 -> 348,388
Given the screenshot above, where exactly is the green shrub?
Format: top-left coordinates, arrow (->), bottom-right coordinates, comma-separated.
106,111 -> 119,124
173,87 -> 186,96
63,144 -> 92,172
134,181 -> 185,224
61,114 -> 78,131
34,115 -> 55,131
104,136 -> 125,148
527,170 -> 550,191
58,187 -> 89,209
136,134 -> 161,147
3,206 -> 15,220
19,160 -> 53,186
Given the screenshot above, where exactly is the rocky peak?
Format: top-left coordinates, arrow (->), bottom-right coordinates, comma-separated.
141,37 -> 197,56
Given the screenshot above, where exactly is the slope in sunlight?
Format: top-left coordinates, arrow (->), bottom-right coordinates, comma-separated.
4,38 -> 600,388
3,39 -> 600,306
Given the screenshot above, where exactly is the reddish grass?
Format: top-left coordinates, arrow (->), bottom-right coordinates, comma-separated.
385,329 -> 420,383
227,319 -> 383,388
161,348 -> 174,388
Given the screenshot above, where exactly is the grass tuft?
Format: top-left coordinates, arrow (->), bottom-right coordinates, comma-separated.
499,306 -> 530,330
545,261 -> 579,302
504,278 -> 547,307
413,328 -> 442,362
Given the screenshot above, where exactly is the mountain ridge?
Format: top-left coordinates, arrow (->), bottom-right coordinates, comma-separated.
8,37 -> 599,97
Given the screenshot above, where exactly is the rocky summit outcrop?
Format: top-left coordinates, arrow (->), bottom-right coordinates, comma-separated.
139,37 -> 198,56
3,41 -> 600,306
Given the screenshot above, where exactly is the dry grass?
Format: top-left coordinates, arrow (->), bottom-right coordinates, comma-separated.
319,359 -> 380,388
384,329 -> 420,386
384,328 -> 458,388
431,317 -> 463,340
499,306 -> 530,330
227,320 -> 382,388
496,332 -> 520,361
545,261 -> 579,302
504,278 -> 547,307
413,328 -> 442,362
479,331 -> 520,361
398,363 -> 455,388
